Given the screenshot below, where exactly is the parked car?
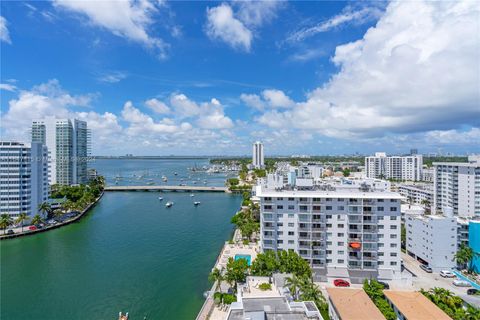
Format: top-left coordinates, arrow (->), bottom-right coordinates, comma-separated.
6,229 -> 14,235
453,280 -> 471,287
28,226 -> 37,231
378,281 -> 390,289
467,289 -> 479,295
333,279 -> 350,287
420,264 -> 433,273
440,270 -> 455,278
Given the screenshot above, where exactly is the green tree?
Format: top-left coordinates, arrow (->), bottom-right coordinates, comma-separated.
224,257 -> 249,290
15,212 -> 29,233
285,274 -> 303,300
208,268 -> 224,292
342,168 -> 351,177
363,279 -> 396,320
250,250 -> 279,276
0,214 -> 13,234
38,202 -> 52,219
31,214 -> 43,226
455,244 -> 475,272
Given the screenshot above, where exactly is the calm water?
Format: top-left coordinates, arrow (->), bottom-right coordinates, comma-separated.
1,159 -> 240,320
93,158 -> 236,187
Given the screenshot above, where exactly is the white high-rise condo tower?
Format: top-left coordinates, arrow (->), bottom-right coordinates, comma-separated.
32,117 -> 90,185
365,152 -> 423,181
252,141 -> 264,169
433,155 -> 480,218
0,141 -> 49,218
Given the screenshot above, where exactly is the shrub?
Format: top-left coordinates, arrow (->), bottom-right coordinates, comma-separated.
243,239 -> 249,245
222,294 -> 237,304
259,283 -> 272,291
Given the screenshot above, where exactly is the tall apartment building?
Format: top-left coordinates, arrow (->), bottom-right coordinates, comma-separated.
406,215 -> 457,272
0,141 -> 49,218
252,141 -> 264,169
255,183 -> 403,283
365,152 -> 423,181
398,184 -> 433,205
433,155 -> 480,218
32,117 -> 89,185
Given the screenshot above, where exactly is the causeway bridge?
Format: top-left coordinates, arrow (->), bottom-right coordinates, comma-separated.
104,185 -> 229,192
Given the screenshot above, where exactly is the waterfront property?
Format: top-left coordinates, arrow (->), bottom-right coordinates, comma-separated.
104,185 -> 228,192
0,141 -> 49,218
215,243 -> 258,271
255,180 -> 403,283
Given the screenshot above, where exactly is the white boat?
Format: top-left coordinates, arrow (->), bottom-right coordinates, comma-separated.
165,201 -> 173,208
190,194 -> 195,197
194,201 -> 201,206
162,175 -> 168,182
158,197 -> 163,201
174,172 -> 178,176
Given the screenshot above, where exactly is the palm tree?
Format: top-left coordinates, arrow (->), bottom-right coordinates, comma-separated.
31,214 -> 43,226
15,212 -> 29,232
53,209 -> 64,219
285,274 -> 303,300
38,202 -> 52,219
208,268 -> 224,292
455,245 -> 474,272
0,214 -> 13,234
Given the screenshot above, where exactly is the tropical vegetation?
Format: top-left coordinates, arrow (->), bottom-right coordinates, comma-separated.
251,250 -> 312,278
49,176 -> 105,213
421,287 -> 480,320
455,244 -> 479,274
231,207 -> 259,241
363,279 -> 396,320
15,212 -> 29,232
0,214 -> 14,234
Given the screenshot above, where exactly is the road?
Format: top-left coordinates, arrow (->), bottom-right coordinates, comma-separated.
402,252 -> 480,308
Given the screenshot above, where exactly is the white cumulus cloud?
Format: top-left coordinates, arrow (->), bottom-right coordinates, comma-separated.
145,98 -> 170,114
257,0 -> 480,139
53,0 -> 168,59
0,16 -> 11,43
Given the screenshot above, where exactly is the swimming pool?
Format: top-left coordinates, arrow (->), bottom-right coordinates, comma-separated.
452,270 -> 480,290
234,254 -> 252,266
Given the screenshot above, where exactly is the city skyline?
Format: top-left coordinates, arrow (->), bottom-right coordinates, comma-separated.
1,0 -> 479,156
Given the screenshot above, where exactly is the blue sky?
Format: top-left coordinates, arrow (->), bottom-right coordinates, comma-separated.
1,1 -> 479,156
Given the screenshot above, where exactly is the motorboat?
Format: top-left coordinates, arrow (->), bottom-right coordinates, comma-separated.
194,201 -> 201,206
158,197 -> 163,201
165,201 -> 173,208
190,194 -> 195,197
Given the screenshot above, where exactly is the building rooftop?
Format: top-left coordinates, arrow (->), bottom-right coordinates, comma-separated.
383,290 -> 450,320
255,185 -> 403,200
326,288 -> 386,320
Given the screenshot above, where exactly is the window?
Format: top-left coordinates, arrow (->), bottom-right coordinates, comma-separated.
390,234 -> 397,239
390,243 -> 397,248
288,231 -> 294,236
338,241 -> 344,246
390,207 -> 397,212
338,259 -> 344,263
378,199 -> 384,202
338,250 -> 344,254
326,206 -> 332,210
288,223 -> 294,227
277,231 -> 283,235
288,214 -> 294,218
326,250 -> 332,254
326,215 -> 332,219
264,214 -> 273,219
277,222 -> 283,227
265,197 -> 272,201
390,216 -> 397,220
288,198 -> 294,201
338,206 -> 344,210
337,233 -> 344,237
377,207 -> 384,211
277,197 -> 283,201
288,205 -> 295,210
277,205 -> 284,210
326,198 -> 332,201
338,224 -> 344,228
264,205 -> 272,210
277,213 -> 283,218
277,240 -> 283,244
390,261 -> 397,266
390,253 -> 397,257
288,240 -> 294,244
390,225 -> 397,230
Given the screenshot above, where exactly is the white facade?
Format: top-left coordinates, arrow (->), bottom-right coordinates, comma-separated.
252,141 -> 264,169
422,167 -> 434,182
406,215 -> 457,272
256,184 -> 403,283
32,117 -> 89,185
365,152 -> 423,181
433,156 -> 480,218
0,141 -> 49,218
398,184 -> 433,205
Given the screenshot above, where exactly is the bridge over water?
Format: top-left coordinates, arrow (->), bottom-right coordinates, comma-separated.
104,185 -> 229,192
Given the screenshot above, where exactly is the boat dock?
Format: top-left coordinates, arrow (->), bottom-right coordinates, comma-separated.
104,185 -> 229,192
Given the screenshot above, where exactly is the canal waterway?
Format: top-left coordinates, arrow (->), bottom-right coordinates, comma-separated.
1,159 -> 241,319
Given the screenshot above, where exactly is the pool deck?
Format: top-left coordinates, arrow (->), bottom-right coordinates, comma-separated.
215,242 -> 259,270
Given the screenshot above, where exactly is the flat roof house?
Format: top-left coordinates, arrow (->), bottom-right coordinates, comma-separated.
326,288 -> 385,320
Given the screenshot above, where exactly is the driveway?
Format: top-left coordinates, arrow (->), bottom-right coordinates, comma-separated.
402,252 -> 480,308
